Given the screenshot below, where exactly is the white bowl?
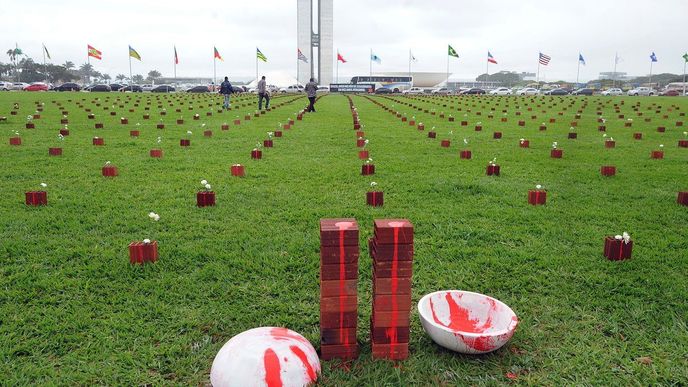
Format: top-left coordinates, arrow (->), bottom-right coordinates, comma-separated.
418,290 -> 518,354
210,327 -> 320,387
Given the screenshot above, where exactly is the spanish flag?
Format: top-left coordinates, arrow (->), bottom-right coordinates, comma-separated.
214,46 -> 223,61
88,44 -> 102,60
129,45 -> 141,61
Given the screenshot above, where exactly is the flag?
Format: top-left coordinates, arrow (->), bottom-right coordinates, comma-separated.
650,52 -> 657,62
42,44 -> 51,60
298,49 -> 308,63
88,44 -> 102,60
410,51 -> 417,62
539,52 -> 551,65
448,45 -> 459,58
214,47 -> 223,61
129,45 -> 141,61
683,53 -> 688,63
337,52 -> 346,63
487,51 -> 497,64
174,46 -> 179,64
256,48 -> 267,62
579,53 -> 586,65
371,52 -> 381,64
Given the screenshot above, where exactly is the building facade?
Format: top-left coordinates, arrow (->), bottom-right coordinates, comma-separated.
297,0 -> 333,85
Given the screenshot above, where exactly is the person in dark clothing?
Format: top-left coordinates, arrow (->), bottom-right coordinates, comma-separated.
257,76 -> 270,110
305,78 -> 318,112
219,76 -> 233,110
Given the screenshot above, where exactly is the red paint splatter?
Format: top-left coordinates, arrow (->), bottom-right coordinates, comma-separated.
506,372 -> 518,380
263,348 -> 282,387
458,333 -> 494,352
270,328 -> 309,346
289,345 -> 317,382
429,293 -> 493,334
339,228 -> 346,345
387,226 -> 400,356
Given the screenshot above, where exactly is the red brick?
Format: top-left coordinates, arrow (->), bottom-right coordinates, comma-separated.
371,343 -> 409,360
320,328 -> 357,345
320,280 -> 357,297
320,344 -> 359,360
373,276 -> 412,295
373,219 -> 414,245
320,310 -> 357,328
371,311 -> 411,328
373,295 -> 413,311
320,295 -> 358,312
320,246 -> 359,264
320,264 -> 358,281
370,326 -> 410,344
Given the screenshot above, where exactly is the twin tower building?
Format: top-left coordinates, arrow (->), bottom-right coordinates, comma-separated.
297,0 -> 333,86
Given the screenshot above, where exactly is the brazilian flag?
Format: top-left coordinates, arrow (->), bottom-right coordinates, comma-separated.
448,45 -> 459,58
129,45 -> 141,61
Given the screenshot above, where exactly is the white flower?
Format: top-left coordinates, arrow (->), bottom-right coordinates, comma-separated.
105,161 -> 111,165
136,123 -> 141,126
370,181 -> 378,187
364,139 -> 369,145
157,137 -> 162,144
186,130 -> 192,135
463,138 -> 468,145
143,238 -> 151,244
569,126 -> 575,131
200,179 -> 208,186
121,117 -> 125,120
476,121 -> 482,125
614,235 -> 622,240
683,131 -> 687,136
201,123 -> 206,127
205,183 -> 211,190
610,137 -> 614,142
40,183 -> 47,188
536,184 -> 542,190
148,212 -> 160,221
366,158 -> 373,164
622,232 -> 630,244
603,134 -> 607,138
659,144 -> 664,148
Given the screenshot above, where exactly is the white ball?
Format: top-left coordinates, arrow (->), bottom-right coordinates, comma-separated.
210,327 -> 320,387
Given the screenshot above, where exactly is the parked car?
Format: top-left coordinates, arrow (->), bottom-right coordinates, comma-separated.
601,88 -> 623,96
89,84 -> 112,92
279,85 -> 304,93
489,87 -> 512,95
0,81 -> 14,91
23,82 -> 49,91
11,82 -> 29,90
53,83 -> 81,92
374,87 -> 393,94
402,87 -> 425,95
431,87 -> 453,95
659,89 -> 681,96
121,85 -> 142,92
544,88 -> 569,96
151,85 -> 175,93
516,87 -> 539,95
571,88 -> 594,96
141,84 -> 155,92
627,87 -> 655,96
460,88 -> 486,95
186,85 -> 210,93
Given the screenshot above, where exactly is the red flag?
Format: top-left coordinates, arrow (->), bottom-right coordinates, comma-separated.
337,52 -> 347,63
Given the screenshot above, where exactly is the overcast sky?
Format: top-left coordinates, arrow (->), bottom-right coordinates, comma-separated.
3,0 -> 687,82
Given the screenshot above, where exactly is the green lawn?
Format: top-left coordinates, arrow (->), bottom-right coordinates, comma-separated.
0,91 -> 686,386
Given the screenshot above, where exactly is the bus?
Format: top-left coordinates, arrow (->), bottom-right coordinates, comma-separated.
350,76 -> 413,93
664,82 -> 688,93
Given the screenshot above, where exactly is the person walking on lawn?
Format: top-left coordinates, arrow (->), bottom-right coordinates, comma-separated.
220,76 -> 233,110
305,78 -> 318,112
257,76 -> 270,110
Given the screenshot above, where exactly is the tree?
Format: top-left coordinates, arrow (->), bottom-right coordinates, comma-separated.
132,74 -> 144,84
101,73 -> 111,84
79,63 -> 94,83
63,61 -> 75,70
146,70 -> 161,82
6,47 -> 23,81
115,74 -> 127,82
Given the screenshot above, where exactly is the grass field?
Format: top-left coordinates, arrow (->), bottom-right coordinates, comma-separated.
1,90 -> 687,386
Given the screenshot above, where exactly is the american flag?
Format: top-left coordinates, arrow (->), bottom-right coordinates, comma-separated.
297,49 -> 308,63
539,52 -> 551,66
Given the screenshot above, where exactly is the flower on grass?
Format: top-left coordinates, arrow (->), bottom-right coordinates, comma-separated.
489,157 -> 497,166
136,123 -> 141,127
187,130 -> 192,135
610,137 -> 614,142
57,134 -> 64,141
463,138 -> 469,145
267,132 -> 274,139
627,118 -> 633,122
201,179 -> 208,185
370,181 -> 378,188
683,131 -> 687,138
201,180 -> 211,191
659,144 -> 664,148
205,183 -> 211,190
40,182 -> 47,188
157,136 -> 162,144
569,126 -> 575,131
365,158 -> 373,164
536,184 -> 542,190
105,161 -> 111,165
143,238 -> 151,244
476,121 -> 482,125
552,141 -> 558,149
26,115 -> 33,122
363,139 -> 369,148
148,212 -> 160,221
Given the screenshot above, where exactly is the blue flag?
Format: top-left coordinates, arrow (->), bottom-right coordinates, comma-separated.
578,53 -> 585,65
371,53 -> 381,64
650,52 -> 658,62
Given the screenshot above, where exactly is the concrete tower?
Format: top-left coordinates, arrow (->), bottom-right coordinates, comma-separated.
297,0 -> 333,85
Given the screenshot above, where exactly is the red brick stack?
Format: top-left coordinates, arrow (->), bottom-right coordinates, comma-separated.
319,218 -> 359,360
370,219 -> 414,360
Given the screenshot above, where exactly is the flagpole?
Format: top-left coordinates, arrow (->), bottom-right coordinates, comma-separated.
174,47 -> 177,87
446,54 -> 449,87
256,50 -> 258,82
485,52 -> 489,86
576,57 -> 581,87
648,60 -> 653,89
129,48 -> 133,87
213,51 -> 216,91
536,60 -> 541,88
336,50 -> 339,84
87,48 -> 90,84
370,48 -> 372,76
43,45 -> 47,84
408,49 -> 411,78
683,59 -> 686,96
612,52 -> 618,88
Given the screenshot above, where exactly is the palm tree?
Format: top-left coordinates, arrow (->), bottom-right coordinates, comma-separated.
6,46 -> 23,81
79,63 -> 94,83
115,74 -> 127,82
102,74 -> 111,84
63,61 -> 75,71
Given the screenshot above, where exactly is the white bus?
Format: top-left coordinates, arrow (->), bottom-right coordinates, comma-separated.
350,76 -> 413,93
664,82 -> 688,92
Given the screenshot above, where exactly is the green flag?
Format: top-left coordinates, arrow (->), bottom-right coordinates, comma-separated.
42,44 -> 51,60
448,45 -> 459,58
256,48 -> 267,62
683,53 -> 688,62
